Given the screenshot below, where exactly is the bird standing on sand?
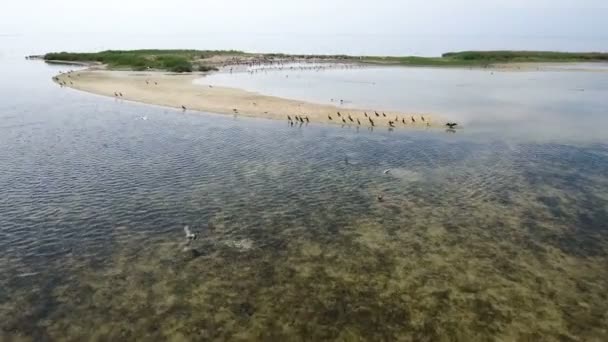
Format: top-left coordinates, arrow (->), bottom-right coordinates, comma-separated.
382,112 -> 386,117
421,115 -> 425,122
119,92 -> 123,97
337,111 -> 341,117
402,118 -> 406,124
305,116 -> 309,123
357,118 -> 361,125
411,116 -> 416,123
342,118 -> 346,123
388,121 -> 395,127
287,115 -> 292,121
328,114 -> 333,120
375,111 -> 379,117
182,105 -> 187,111
364,112 -> 368,117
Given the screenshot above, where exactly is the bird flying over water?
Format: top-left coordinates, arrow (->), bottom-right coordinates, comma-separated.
446,122 -> 458,128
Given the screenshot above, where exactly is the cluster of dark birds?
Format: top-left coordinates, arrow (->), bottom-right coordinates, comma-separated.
283,109 -> 460,132
287,115 -> 309,126
113,91 -> 124,97
54,72 -> 76,87
325,110 -> 432,129
54,77 -> 69,87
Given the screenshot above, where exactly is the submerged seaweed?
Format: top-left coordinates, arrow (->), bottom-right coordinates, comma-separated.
1,130 -> 607,341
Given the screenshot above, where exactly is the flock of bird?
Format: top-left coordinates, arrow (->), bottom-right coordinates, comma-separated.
285,110 -> 460,131
55,67 -> 460,131
53,71 -> 77,87
287,115 -> 310,126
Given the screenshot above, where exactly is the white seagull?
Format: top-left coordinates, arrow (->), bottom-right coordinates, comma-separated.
184,225 -> 198,243
182,225 -> 199,252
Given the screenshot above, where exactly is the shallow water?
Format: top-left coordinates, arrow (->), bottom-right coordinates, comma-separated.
200,63 -> 608,143
1,56 -> 608,341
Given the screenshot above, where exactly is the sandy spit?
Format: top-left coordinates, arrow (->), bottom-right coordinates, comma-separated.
54,70 -> 441,129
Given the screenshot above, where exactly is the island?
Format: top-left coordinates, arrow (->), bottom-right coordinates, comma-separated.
38,50 -> 608,128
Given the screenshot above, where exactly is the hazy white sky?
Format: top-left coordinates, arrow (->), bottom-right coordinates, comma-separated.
3,0 -> 607,36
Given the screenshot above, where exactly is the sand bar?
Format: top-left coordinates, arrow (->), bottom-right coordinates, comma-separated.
54,70 -> 440,129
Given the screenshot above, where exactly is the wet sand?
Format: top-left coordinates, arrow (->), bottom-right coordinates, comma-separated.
54,70 -> 440,128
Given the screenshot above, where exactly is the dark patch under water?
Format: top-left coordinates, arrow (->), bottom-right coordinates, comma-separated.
1,58 -> 607,341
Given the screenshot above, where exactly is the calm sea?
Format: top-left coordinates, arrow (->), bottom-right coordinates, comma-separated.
1,34 -> 607,340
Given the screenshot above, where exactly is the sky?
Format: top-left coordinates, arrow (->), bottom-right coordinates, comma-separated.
3,0 -> 607,37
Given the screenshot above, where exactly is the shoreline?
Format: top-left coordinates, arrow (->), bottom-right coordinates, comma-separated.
53,69 -> 441,129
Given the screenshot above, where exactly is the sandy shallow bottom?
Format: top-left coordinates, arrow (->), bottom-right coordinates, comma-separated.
2,62 -> 607,341
54,70 -> 441,129
2,131 -> 607,341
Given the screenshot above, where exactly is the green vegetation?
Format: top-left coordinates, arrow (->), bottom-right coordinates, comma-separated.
443,50 -> 608,62
198,65 -> 219,72
43,49 -> 608,71
362,51 -> 608,66
43,49 -> 239,72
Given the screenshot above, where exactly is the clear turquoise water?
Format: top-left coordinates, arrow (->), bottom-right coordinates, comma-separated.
1,50 -> 608,340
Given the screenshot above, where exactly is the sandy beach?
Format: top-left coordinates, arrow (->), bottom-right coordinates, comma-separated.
54,69 -> 440,128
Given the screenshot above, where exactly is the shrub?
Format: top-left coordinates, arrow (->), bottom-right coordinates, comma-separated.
198,65 -> 218,72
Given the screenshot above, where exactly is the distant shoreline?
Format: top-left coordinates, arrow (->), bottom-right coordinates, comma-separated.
39,50 -> 608,72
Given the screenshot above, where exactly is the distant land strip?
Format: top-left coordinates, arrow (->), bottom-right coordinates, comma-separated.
31,50 -> 608,72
